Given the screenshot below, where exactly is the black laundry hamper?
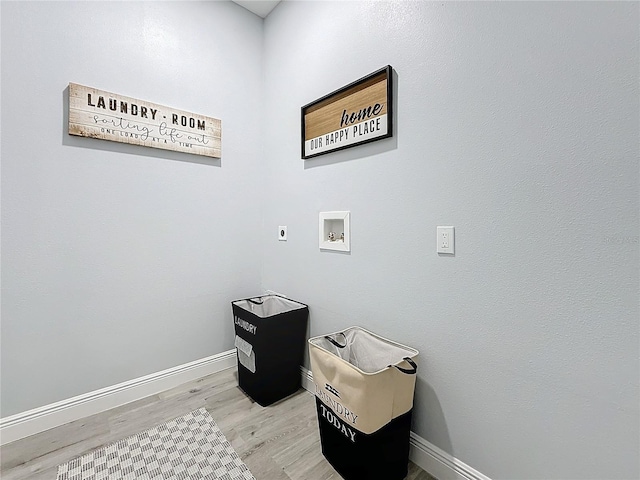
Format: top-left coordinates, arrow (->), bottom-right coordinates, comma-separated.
309,326 -> 419,480
232,294 -> 309,406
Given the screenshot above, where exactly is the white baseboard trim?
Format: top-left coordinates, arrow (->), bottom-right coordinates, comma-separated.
300,364 -> 315,393
0,350 -> 237,446
408,432 -> 491,480
299,366 -> 490,480
2,356 -> 489,480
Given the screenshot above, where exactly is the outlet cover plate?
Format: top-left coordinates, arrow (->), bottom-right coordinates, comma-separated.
437,226 -> 455,254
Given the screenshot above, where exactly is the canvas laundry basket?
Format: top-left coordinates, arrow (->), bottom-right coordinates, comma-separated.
232,295 -> 309,406
309,326 -> 418,480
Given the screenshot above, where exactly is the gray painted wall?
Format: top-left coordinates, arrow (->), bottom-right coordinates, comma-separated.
261,2 -> 639,479
1,1 -> 638,479
1,1 -> 265,415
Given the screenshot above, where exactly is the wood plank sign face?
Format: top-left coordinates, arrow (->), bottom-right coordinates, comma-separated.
301,66 -> 393,159
69,83 -> 221,158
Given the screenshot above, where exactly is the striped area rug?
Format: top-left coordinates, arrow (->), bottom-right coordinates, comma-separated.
56,408 -> 254,480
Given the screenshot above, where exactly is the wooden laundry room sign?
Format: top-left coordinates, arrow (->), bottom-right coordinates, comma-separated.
301,65 -> 393,159
68,83 -> 222,158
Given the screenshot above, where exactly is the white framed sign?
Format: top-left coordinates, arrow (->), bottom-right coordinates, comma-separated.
68,83 -> 221,158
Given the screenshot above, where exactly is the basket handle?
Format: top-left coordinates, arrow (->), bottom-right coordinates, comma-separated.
247,298 -> 263,305
392,357 -> 417,374
324,332 -> 347,349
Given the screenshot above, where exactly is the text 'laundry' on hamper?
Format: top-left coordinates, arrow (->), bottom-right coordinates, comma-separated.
309,326 -> 419,480
232,294 -> 309,406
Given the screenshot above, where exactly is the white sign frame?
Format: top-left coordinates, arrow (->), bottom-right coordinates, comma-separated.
68,83 -> 221,158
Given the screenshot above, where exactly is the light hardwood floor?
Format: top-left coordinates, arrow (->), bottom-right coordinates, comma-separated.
0,368 -> 436,480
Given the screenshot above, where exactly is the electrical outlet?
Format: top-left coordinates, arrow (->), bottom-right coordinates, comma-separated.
278,226 -> 287,241
437,226 -> 454,254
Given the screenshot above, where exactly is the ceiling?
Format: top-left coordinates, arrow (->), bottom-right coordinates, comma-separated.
232,1 -> 281,18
